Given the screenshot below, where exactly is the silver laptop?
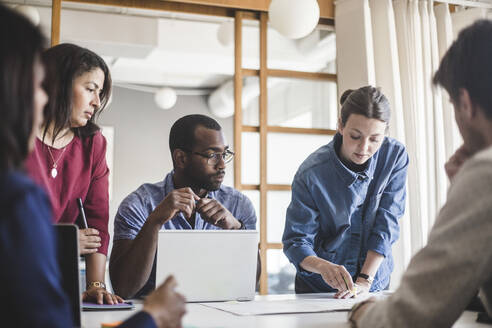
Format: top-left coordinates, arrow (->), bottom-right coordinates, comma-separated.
156,230 -> 259,302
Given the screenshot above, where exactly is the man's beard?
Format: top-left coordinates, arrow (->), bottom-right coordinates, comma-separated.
185,167 -> 225,192
201,170 -> 225,191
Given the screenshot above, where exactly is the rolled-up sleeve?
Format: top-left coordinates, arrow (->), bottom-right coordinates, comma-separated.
282,172 -> 320,271
367,148 -> 408,257
236,193 -> 257,230
114,190 -> 150,241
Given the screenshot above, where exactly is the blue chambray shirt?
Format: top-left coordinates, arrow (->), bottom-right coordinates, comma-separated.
113,171 -> 257,297
282,133 -> 408,292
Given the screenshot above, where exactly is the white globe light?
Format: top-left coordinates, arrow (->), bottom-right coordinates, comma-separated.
217,21 -> 234,46
268,0 -> 320,39
15,5 -> 41,26
154,87 -> 177,110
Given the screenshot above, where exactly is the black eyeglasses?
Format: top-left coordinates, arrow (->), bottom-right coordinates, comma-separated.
184,149 -> 235,165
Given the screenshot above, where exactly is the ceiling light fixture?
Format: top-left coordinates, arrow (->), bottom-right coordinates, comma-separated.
154,87 -> 177,110
217,21 -> 234,46
268,0 -> 320,39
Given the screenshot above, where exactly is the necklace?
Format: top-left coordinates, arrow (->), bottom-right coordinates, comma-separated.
47,146 -> 67,178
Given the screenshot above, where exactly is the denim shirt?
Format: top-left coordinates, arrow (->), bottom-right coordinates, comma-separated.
114,171 -> 257,296
282,133 -> 408,292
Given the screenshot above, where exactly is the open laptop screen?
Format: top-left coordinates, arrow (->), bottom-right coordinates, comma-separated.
156,230 -> 259,302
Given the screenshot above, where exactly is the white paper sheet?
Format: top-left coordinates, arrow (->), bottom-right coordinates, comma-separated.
201,295 -> 374,316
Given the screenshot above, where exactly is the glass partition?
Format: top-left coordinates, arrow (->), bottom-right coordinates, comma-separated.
267,78 -> 338,130
267,249 -> 296,294
267,133 -> 333,185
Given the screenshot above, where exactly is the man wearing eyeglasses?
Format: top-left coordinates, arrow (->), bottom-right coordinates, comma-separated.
109,114 -> 258,299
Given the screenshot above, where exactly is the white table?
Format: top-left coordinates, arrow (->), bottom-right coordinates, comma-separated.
82,293 -> 489,328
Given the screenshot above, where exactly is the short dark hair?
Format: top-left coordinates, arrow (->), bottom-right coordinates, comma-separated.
339,86 -> 391,127
42,43 -> 112,143
0,4 -> 45,171
169,114 -> 222,155
433,19 -> 492,119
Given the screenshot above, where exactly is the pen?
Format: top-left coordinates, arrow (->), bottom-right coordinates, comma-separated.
342,275 -> 357,295
76,198 -> 89,229
194,192 -> 210,206
342,275 -> 349,290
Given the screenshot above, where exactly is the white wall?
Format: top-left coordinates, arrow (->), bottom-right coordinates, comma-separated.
99,87 -> 234,254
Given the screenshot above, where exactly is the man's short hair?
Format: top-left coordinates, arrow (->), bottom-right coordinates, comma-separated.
433,19 -> 492,119
169,114 -> 222,155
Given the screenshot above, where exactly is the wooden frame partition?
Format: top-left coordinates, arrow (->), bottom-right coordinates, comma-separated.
258,11 -> 269,295
234,11 -> 337,294
233,11 -> 244,193
51,0 -> 61,46
50,0 -> 338,295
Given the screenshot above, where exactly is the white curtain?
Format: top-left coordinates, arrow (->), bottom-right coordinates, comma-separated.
428,1 -> 448,226
335,0 -> 376,90
368,0 -> 413,281
335,0 -> 489,287
435,4 -> 463,160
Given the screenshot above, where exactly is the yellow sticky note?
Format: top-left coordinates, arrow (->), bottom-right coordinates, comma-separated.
101,321 -> 123,328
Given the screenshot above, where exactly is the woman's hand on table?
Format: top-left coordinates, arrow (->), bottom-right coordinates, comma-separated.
319,262 -> 354,293
83,285 -> 124,305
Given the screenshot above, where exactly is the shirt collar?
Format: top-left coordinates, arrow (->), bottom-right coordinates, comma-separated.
329,133 -> 378,187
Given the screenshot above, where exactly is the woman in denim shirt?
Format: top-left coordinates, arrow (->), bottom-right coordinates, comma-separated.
283,86 -> 408,299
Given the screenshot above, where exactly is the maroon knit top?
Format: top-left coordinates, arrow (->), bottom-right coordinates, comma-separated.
25,132 -> 110,255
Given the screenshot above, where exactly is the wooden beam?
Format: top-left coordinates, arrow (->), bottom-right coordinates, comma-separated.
167,0 -> 269,10
242,125 -> 337,135
242,69 -> 259,77
233,11 -> 243,191
267,184 -> 291,191
268,69 -> 337,82
318,0 -> 335,20
242,125 -> 259,132
266,243 -> 283,249
63,0 -> 257,18
268,126 -> 336,135
164,0 -> 335,19
51,0 -> 61,46
241,184 -> 292,191
259,11 -> 268,295
66,0 -> 333,21
241,184 -> 260,190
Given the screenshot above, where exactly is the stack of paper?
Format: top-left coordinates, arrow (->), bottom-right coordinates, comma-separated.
202,295 -> 374,316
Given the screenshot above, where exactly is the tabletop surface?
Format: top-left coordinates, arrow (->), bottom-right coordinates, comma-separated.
82,293 -> 490,328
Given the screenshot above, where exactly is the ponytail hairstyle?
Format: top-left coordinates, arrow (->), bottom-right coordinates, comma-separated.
339,86 -> 391,129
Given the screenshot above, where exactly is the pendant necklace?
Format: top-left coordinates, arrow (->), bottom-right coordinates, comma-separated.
47,146 -> 67,178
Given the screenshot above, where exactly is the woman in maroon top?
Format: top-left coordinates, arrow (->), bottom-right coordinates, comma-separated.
25,43 -> 122,304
